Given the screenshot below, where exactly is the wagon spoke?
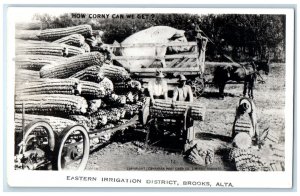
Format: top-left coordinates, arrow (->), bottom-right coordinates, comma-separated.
15,121 -> 55,170
56,125 -> 90,171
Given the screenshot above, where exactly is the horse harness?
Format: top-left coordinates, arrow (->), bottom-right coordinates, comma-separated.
239,62 -> 265,83
239,62 -> 256,76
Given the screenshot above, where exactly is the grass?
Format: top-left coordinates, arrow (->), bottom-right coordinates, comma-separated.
195,63 -> 286,142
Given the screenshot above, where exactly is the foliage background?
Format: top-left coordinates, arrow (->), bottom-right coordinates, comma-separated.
33,13 -> 286,62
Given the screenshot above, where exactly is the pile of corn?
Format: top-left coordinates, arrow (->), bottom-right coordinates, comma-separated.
15,23 -> 143,136
186,141 -> 215,166
229,128 -> 285,171
150,100 -> 205,121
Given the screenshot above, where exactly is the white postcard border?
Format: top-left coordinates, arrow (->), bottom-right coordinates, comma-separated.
5,7 -> 295,188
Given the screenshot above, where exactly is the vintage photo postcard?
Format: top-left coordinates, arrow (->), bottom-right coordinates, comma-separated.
5,6 -> 294,188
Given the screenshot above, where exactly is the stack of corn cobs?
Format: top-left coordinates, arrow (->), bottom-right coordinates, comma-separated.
15,24 -> 143,135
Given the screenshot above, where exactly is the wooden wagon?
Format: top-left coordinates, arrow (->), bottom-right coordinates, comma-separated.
110,40 -> 208,97
14,104 -> 140,171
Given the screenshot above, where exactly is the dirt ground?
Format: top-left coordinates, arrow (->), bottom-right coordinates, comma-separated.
85,63 -> 285,171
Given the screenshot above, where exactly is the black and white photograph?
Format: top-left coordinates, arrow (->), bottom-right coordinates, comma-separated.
5,6 -> 295,188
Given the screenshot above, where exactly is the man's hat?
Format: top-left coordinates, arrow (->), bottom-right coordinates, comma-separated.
156,71 -> 165,78
178,74 -> 187,81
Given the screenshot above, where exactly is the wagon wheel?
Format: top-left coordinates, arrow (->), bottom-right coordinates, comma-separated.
16,121 -> 55,170
190,76 -> 205,98
56,125 -> 90,171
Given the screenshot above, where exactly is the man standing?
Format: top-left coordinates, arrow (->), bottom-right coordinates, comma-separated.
172,75 -> 194,143
232,97 -> 258,144
147,71 -> 168,105
172,75 -> 194,103
191,23 -> 208,74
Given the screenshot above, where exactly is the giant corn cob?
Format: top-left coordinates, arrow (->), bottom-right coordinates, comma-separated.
70,65 -> 102,82
16,78 -> 81,96
150,100 -> 205,121
38,25 -> 93,41
40,52 -> 105,78
70,64 -> 130,83
233,115 -> 253,135
262,143 -> 285,171
15,94 -> 88,115
53,34 -> 85,47
100,64 -> 130,82
80,81 -> 109,99
14,113 -> 77,134
15,30 -> 40,40
16,42 -> 85,57
15,55 -> 66,71
229,148 -> 269,171
15,21 -> 42,30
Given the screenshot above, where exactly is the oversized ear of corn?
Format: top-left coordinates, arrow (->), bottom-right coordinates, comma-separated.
53,34 -> 85,47
16,78 -> 81,96
70,64 -> 130,83
100,64 -> 131,82
15,94 -> 88,115
150,100 -> 205,121
80,81 -> 110,99
260,143 -> 285,171
40,52 -> 105,78
16,42 -> 85,57
38,24 -> 93,41
14,113 -> 77,134
233,119 -> 253,134
15,55 -> 67,71
229,147 -> 269,171
15,21 -> 42,30
69,65 -> 102,82
68,115 -> 91,131
15,30 -> 41,40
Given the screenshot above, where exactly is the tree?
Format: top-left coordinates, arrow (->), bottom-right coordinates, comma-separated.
33,13 -> 285,62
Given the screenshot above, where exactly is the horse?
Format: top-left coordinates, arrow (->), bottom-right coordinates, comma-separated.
213,60 -> 269,99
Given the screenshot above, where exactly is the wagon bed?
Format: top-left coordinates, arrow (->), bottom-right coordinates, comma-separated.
110,41 -> 207,93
